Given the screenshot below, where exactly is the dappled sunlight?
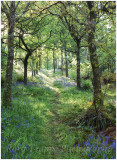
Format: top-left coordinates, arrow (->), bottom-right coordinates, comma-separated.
1,0 -> 116,158
2,69 -> 116,159
36,70 -> 61,94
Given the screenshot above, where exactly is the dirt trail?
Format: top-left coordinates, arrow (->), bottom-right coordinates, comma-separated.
37,70 -> 65,158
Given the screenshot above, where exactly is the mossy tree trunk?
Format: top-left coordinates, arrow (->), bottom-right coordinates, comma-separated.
56,59 -> 58,69
24,58 -> 28,85
3,2 -> 15,107
76,43 -> 81,88
53,49 -> 56,73
23,52 -> 32,85
36,62 -> 38,74
61,48 -> 63,75
32,58 -> 34,77
87,1 -> 103,110
65,46 -> 68,77
39,54 -> 42,70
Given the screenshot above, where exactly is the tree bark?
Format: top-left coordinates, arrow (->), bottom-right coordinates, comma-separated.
36,62 -> 38,74
53,50 -> 55,73
56,59 -> 58,69
24,58 -> 28,85
76,43 -> 81,88
32,58 -> 34,77
34,70 -> 36,76
87,1 -> 103,109
23,51 -> 32,85
61,49 -> 63,75
39,54 -> 42,70
65,47 -> 68,77
3,2 -> 15,107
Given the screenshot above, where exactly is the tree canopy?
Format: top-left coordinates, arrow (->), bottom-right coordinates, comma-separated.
1,1 -> 116,159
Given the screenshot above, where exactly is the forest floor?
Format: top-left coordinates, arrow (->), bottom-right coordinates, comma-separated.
1,69 -> 116,159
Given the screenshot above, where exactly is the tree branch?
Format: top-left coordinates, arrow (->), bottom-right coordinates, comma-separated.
32,30 -> 52,52
16,2 -> 30,21
1,1 -> 9,18
15,1 -> 20,10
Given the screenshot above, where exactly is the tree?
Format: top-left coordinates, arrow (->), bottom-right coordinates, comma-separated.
2,2 -> 16,106
16,12 -> 52,84
2,1 -> 30,107
48,2 -> 87,88
87,1 -> 103,113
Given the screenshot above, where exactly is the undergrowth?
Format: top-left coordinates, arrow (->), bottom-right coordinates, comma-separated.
1,70 -> 116,159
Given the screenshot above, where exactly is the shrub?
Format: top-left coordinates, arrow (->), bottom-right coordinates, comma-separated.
75,108 -> 114,131
53,81 -> 63,88
1,75 -> 5,87
81,79 -> 92,90
69,70 -> 76,81
16,75 -> 24,82
101,72 -> 116,84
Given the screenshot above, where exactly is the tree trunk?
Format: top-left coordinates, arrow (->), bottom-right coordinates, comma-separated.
56,59 -> 58,69
24,59 -> 28,85
39,54 -> 41,70
61,49 -> 63,75
76,43 -> 81,88
87,1 -> 103,109
32,58 -> 34,77
34,70 -> 36,76
3,2 -> 15,107
36,62 -> 38,74
65,48 -> 68,77
53,50 -> 55,73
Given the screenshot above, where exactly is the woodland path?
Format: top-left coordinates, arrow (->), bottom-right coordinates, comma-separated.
2,69 -> 116,159
36,70 -> 74,158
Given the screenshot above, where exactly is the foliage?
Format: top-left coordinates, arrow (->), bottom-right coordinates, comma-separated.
1,74 -> 6,87
101,72 -> 116,84
1,1 -> 116,159
54,77 -> 76,88
1,71 -> 116,159
81,79 -> 93,90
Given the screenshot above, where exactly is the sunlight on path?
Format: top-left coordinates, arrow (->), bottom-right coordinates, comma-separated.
37,69 -> 61,94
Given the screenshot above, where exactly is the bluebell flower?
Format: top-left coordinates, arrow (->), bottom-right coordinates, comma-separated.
3,154 -> 6,158
104,141 -> 108,145
24,145 -> 27,148
13,155 -> 16,159
85,142 -> 90,147
8,145 -> 10,149
98,136 -> 101,142
89,135 -> 94,139
11,139 -> 15,142
105,136 -> 109,140
17,155 -> 20,159
112,140 -> 116,147
101,134 -> 105,137
92,131 -> 95,135
9,149 -> 14,154
2,137 -> 6,141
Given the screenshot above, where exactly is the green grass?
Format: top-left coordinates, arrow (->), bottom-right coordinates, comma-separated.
1,69 -> 116,159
